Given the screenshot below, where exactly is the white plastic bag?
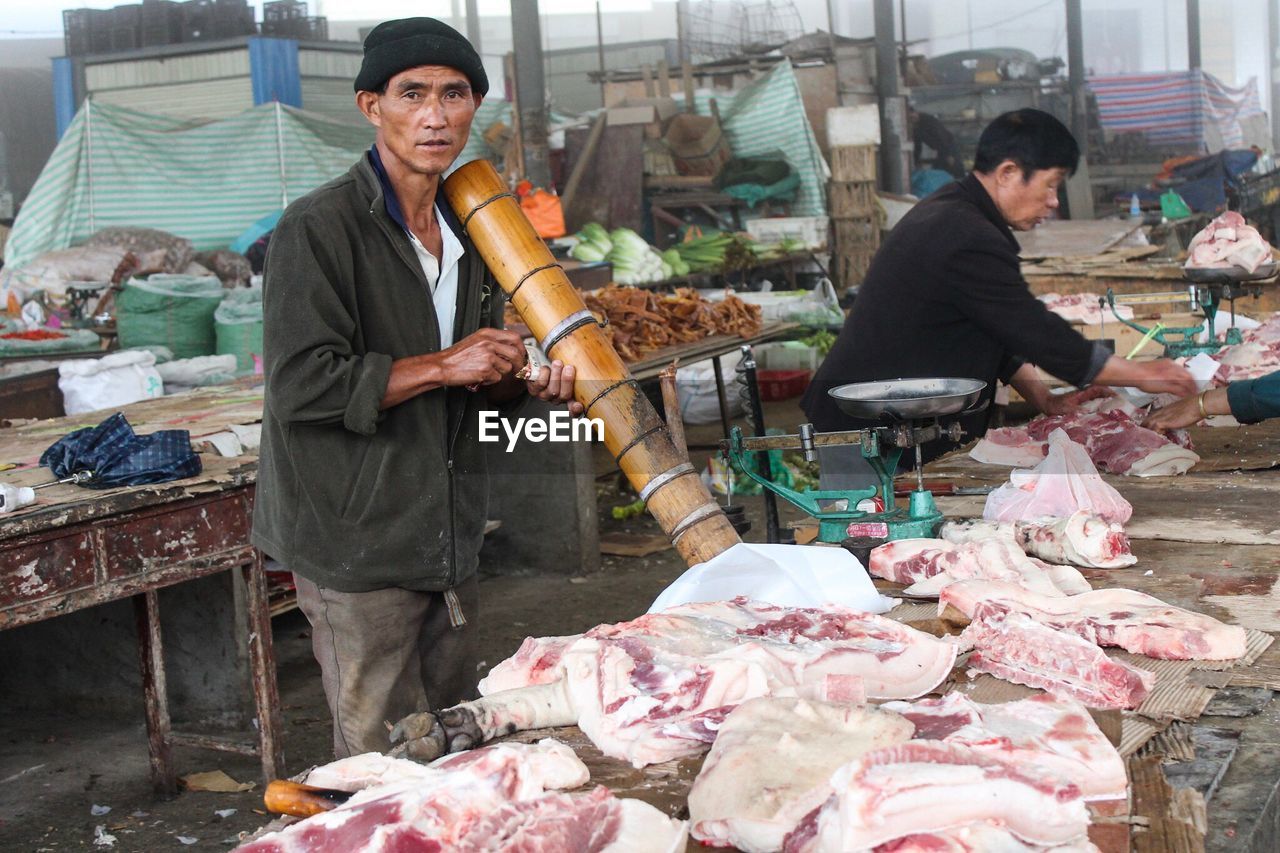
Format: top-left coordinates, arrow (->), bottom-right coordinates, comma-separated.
155,354 -> 238,391
58,351 -> 164,415
648,542 -> 896,614
677,352 -> 744,425
983,428 -> 1133,524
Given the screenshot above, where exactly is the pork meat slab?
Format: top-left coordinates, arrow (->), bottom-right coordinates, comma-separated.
970,427 -> 1049,467
782,741 -> 1091,852
881,692 -> 1127,802
873,822 -> 1101,852
941,512 -> 1136,569
238,739 -> 686,853
688,698 -> 915,852
869,538 -> 1090,598
940,579 -> 1248,660
394,598 -> 956,768
958,613 -> 1154,710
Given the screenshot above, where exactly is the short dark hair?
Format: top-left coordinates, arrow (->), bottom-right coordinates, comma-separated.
972,109 -> 1079,179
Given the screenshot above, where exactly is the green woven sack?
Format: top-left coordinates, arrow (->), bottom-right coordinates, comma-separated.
116,274 -> 224,359
214,291 -> 263,374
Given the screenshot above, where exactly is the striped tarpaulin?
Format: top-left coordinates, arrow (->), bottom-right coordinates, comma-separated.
1087,70 -> 1264,149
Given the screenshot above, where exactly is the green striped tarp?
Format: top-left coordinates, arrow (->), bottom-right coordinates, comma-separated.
691,60 -> 829,219
5,101 -> 372,269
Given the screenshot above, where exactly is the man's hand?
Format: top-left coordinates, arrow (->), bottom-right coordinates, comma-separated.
526,360 -> 585,416
1093,355 -> 1198,398
436,328 -> 527,388
1127,358 -> 1199,397
1040,384 -> 1114,417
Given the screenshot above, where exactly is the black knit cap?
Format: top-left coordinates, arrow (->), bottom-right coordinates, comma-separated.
354,17 -> 488,96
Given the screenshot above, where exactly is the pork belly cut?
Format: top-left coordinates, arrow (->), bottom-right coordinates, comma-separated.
958,613 -> 1154,710
395,598 -> 955,768
869,538 -> 1090,598
942,512 -> 1136,569
970,427 -> 1049,467
1040,292 -> 1133,326
940,580 -> 1247,660
782,742 -> 1090,852
238,739 -> 686,853
304,739 -> 588,795
688,698 -> 915,852
873,822 -> 1101,852
882,692 -> 1127,801
1186,211 -> 1274,273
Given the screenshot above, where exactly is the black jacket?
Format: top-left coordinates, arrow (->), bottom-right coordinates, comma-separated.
252,156 -> 507,593
802,174 -> 1107,459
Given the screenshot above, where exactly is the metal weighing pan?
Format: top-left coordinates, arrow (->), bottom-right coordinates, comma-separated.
1183,262 -> 1278,284
829,378 -> 987,421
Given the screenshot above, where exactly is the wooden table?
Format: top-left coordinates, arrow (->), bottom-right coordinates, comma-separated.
0,388 -> 283,796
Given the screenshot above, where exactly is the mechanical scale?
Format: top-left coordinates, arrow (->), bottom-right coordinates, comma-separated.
1102,261 -> 1276,359
722,377 -> 987,545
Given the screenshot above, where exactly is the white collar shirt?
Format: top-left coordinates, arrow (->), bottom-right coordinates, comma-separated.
405,204 -> 464,350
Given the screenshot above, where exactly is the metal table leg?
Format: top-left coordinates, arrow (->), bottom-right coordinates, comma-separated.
711,355 -> 732,439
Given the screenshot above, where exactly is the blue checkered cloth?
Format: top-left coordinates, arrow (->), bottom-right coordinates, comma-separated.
40,412 -> 202,489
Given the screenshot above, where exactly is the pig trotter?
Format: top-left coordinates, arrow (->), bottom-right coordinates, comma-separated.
388,710 -> 448,762
438,705 -> 486,753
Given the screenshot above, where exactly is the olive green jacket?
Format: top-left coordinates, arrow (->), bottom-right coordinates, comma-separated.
252,155 -> 506,592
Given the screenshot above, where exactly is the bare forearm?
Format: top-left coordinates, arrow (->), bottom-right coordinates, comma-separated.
1007,363 -> 1052,412
380,354 -> 445,409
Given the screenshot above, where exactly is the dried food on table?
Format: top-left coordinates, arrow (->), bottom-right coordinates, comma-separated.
582,285 -> 763,361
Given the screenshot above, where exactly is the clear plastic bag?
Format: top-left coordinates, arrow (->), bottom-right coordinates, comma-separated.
983,428 -> 1133,524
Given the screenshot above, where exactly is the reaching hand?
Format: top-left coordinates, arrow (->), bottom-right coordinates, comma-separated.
1040,384 -> 1114,417
526,359 -> 585,415
1130,359 -> 1198,398
1142,394 -> 1204,431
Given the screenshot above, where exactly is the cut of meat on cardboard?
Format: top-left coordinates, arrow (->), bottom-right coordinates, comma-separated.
942,512 -> 1137,569
868,537 -> 1091,598
982,429 -> 1134,525
940,580 -> 1249,661
688,698 -> 915,853
782,741 -> 1092,852
959,612 -> 1154,710
1040,292 -> 1134,325
880,692 -> 1129,802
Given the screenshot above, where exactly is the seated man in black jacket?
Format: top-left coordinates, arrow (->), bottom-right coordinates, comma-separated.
802,108 -> 1195,488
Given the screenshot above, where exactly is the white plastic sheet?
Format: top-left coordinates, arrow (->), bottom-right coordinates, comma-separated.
648,542 -> 896,614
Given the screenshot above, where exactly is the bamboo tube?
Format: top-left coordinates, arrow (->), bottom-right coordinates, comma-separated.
444,159 -> 741,566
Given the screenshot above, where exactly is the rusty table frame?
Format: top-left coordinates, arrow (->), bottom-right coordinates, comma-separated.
0,486 -> 284,797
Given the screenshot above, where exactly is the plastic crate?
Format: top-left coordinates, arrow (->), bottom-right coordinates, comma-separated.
745,215 -> 829,250
263,0 -> 308,22
757,368 -> 811,401
754,341 -> 820,372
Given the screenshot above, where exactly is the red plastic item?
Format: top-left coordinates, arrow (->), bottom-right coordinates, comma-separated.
756,369 -> 811,401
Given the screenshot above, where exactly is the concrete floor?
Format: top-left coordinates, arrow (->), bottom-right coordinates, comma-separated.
0,399 -> 809,852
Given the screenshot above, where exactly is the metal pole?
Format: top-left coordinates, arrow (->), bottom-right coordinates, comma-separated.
873,0 -> 904,193
465,0 -> 481,52
1270,0 -> 1280,150
677,0 -> 692,66
596,1 -> 607,108
825,0 -> 837,57
274,101 -> 289,208
1187,0 -> 1201,70
510,0 -> 551,187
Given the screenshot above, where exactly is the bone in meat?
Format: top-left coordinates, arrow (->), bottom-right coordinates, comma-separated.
940,579 -> 1248,660
782,741 -> 1091,852
395,598 -> 955,768
942,512 -> 1136,569
869,538 -> 1090,598
688,698 -> 915,852
958,612 -> 1154,710
882,692 -> 1128,802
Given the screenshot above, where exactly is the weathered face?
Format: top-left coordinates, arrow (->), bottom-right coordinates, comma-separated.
990,162 -> 1068,231
357,65 -> 481,178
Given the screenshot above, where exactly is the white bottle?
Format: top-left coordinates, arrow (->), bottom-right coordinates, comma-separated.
0,483 -> 36,513
1129,194 -> 1141,219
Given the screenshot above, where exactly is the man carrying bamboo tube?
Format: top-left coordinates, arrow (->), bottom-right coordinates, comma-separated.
253,17 -> 582,759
